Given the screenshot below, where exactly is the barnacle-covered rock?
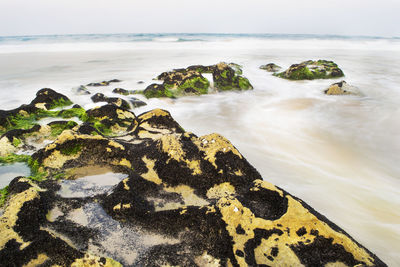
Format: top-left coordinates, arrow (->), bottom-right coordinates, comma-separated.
275,60 -> 344,80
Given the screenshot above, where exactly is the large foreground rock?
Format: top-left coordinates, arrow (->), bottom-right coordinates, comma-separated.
275,60 -> 344,80
0,90 -> 386,266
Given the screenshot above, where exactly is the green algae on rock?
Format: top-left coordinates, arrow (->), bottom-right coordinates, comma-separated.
0,87 -> 387,266
274,60 -> 344,80
139,62 -> 253,99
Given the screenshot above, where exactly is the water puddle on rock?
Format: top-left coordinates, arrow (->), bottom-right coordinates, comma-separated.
0,162 -> 31,188
57,172 -> 127,198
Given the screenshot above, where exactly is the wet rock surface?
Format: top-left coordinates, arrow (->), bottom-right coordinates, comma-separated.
324,80 -> 361,96
0,89 -> 387,266
275,60 -> 344,80
260,63 -> 282,72
140,62 -> 253,98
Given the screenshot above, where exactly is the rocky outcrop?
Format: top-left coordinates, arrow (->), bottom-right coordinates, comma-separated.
324,81 -> 361,96
274,60 -> 344,80
260,63 -> 282,72
0,89 -> 386,266
140,62 -> 253,98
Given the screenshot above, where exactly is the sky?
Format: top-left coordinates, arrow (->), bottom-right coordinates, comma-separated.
0,0 -> 399,37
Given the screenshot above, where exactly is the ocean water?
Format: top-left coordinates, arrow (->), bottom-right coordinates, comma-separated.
0,33 -> 399,265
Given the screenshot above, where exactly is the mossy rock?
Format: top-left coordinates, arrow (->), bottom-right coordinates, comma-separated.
0,89 -> 74,135
139,62 -> 253,99
212,62 -> 253,91
274,60 -> 344,80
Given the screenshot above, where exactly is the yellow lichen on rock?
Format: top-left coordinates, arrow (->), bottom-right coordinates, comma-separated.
217,188 -> 374,266
35,103 -> 47,110
0,136 -> 17,156
107,141 -> 124,150
252,179 -> 283,197
138,108 -> 170,121
18,110 -> 29,117
160,134 -> 202,175
71,253 -> 122,267
194,133 -> 243,168
164,185 -> 209,207
23,253 -> 49,267
45,130 -> 104,152
194,251 -> 221,267
141,156 -> 162,185
206,182 -> 236,199
116,108 -> 135,120
122,178 -> 130,190
0,188 -> 39,250
43,150 -> 82,169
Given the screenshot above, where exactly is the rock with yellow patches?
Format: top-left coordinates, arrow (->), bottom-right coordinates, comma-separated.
0,98 -> 386,266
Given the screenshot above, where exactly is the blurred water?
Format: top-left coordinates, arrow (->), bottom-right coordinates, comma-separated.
0,34 -> 399,265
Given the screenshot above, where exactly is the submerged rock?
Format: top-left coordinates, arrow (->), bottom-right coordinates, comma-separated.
260,63 -> 282,72
139,62 -> 253,99
72,85 -> 91,95
274,60 -> 344,80
324,80 -> 361,96
112,88 -> 135,96
0,89 -> 386,266
86,79 -> 122,87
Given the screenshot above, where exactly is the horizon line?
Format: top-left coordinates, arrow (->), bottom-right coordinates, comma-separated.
0,32 -> 398,39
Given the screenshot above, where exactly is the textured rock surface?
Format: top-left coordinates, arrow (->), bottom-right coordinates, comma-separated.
0,90 -> 386,266
275,60 -> 344,80
260,63 -> 282,72
324,81 -> 361,96
140,62 -> 253,98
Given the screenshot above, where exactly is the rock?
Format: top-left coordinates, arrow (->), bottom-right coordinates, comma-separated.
139,62 -> 252,98
91,93 -> 131,109
72,85 -> 91,95
260,63 -> 282,72
324,81 -> 361,96
128,97 -> 147,108
137,81 -> 145,84
0,89 -> 73,135
212,62 -> 253,91
86,79 -> 122,87
0,90 -> 387,266
143,83 -> 172,98
274,60 -> 344,80
30,88 -> 73,110
112,88 -> 135,96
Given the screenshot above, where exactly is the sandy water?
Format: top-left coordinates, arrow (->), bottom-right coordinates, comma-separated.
0,35 -> 399,265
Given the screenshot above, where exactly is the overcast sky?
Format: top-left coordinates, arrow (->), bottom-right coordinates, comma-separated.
0,0 -> 399,37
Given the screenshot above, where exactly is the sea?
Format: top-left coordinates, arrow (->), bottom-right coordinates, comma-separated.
0,33 -> 399,265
